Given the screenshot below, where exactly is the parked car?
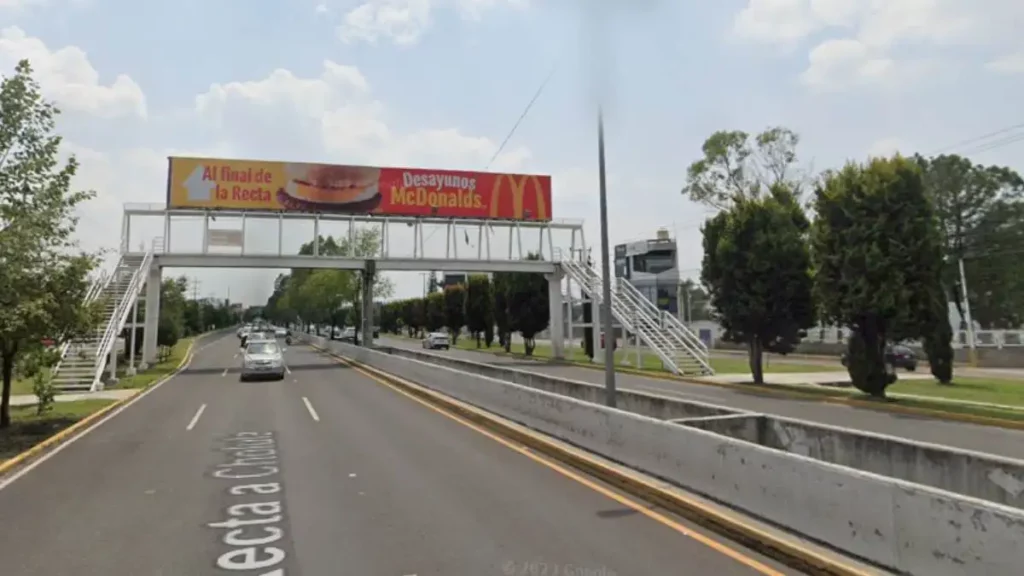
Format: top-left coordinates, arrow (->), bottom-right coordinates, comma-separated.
240,340 -> 286,381
840,344 -> 918,371
422,332 -> 450,350
339,327 -> 357,342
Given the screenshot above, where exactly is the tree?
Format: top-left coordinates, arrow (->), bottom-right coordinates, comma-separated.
0,60 -> 102,427
503,253 -> 550,356
465,274 -> 493,348
425,292 -> 445,332
915,154 -> 1024,328
811,155 -> 947,397
157,277 -> 188,352
492,272 -> 512,352
701,189 -> 815,384
682,127 -> 805,210
443,284 -> 466,344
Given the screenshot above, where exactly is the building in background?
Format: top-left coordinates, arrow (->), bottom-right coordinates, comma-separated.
614,228 -> 680,315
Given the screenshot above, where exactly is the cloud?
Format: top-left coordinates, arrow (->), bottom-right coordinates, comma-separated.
335,0 -> 526,45
732,0 -> 1024,87
0,26 -> 146,119
986,52 -> 1024,75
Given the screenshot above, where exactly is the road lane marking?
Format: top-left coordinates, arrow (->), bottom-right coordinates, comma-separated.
187,404 -> 207,431
338,357 -> 786,576
209,432 -> 288,574
222,368 -> 229,377
302,397 -> 320,422
284,364 -> 292,375
0,336 -> 201,491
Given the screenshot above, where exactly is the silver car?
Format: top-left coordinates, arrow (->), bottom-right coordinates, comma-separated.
240,340 -> 286,381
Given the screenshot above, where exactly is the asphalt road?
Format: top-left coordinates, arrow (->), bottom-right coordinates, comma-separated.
0,333 -> 802,576
378,337 -> 1024,460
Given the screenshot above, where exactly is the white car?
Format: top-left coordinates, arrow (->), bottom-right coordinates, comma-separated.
422,332 -> 450,350
274,327 -> 287,338
240,340 -> 286,381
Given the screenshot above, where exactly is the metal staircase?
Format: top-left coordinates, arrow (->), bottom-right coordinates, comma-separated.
560,254 -> 713,375
50,249 -> 154,391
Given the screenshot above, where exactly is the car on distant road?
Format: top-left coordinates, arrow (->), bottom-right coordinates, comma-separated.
339,327 -> 357,343
274,327 -> 287,338
841,344 -> 918,371
422,332 -> 450,350
240,340 -> 286,381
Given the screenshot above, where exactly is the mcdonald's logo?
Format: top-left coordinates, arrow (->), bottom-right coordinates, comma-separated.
489,174 -> 550,220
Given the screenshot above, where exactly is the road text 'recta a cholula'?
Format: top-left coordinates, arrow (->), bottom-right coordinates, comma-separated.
166,157 -> 553,222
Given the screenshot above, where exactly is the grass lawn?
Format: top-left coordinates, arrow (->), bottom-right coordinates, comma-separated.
0,400 -> 115,461
10,377 -> 33,397
441,336 -> 834,374
115,337 -> 194,390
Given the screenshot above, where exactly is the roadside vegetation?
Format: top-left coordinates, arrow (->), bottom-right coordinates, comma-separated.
0,60 -> 239,462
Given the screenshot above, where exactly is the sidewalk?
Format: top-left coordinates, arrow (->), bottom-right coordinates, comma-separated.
10,389 -> 138,407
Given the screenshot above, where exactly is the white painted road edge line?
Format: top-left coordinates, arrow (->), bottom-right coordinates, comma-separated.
0,337 -> 202,492
302,397 -> 320,422
186,404 -> 207,431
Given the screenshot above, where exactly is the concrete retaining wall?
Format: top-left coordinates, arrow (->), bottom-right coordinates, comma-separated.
305,335 -> 1024,575
378,343 -> 1024,511
382,345 -> 743,421
681,414 -> 1024,510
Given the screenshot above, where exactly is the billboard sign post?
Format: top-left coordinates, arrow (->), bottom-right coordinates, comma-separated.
167,157 -> 553,222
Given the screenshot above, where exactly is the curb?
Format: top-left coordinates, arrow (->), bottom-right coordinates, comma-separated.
311,343 -> 871,576
0,338 -> 200,477
565,359 -> 1024,431
389,337 -> 1024,431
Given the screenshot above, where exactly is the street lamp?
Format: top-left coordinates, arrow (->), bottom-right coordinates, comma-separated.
597,107 -> 616,408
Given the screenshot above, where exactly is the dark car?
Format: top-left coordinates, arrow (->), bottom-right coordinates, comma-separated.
841,344 -> 918,371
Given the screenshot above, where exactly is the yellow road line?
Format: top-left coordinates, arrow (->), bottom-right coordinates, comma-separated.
317,349 -> 789,576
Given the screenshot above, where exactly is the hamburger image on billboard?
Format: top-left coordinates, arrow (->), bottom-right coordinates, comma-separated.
276,163 -> 383,213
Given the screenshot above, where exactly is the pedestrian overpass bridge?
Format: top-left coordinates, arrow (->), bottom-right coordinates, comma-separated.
50,204 -> 712,392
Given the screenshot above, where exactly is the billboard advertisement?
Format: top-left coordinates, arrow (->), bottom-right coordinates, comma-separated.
166,157 -> 552,221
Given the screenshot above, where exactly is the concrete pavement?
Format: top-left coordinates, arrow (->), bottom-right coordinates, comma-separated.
379,336 -> 1024,460
0,333 -> 801,575
9,389 -> 137,407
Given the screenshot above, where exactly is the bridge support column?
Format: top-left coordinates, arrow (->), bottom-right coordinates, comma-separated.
142,265 -> 162,366
547,271 -> 564,360
361,261 -> 375,346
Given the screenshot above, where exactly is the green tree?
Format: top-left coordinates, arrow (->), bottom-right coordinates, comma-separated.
682,127 -> 805,210
492,272 -> 512,352
465,274 -> 493,348
915,154 -> 1024,328
812,156 -> 947,397
443,284 -> 467,344
157,277 -> 188,352
425,291 -> 445,332
0,60 -> 102,427
701,190 -> 815,384
503,253 -> 550,356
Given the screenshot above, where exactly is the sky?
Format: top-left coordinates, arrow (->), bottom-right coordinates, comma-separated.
2,0 -> 1023,305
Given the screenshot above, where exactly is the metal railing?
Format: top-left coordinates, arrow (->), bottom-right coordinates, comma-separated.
89,248 -> 154,391
50,270 -> 111,378
614,277 -> 711,366
559,257 -> 713,375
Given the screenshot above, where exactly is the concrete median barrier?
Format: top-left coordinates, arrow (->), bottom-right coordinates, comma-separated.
373,341 -> 1024,512
302,334 -> 1024,575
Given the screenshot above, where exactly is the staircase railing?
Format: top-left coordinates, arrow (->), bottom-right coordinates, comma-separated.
559,253 -> 713,375
50,269 -> 111,378
614,277 -> 712,369
89,248 -> 155,391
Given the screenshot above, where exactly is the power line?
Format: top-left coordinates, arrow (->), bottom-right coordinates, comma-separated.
484,63 -> 558,171
423,64 -> 558,249
926,122 -> 1024,156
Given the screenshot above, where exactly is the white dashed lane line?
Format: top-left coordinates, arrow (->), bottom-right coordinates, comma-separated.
302,397 -> 320,422
186,404 -> 207,431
